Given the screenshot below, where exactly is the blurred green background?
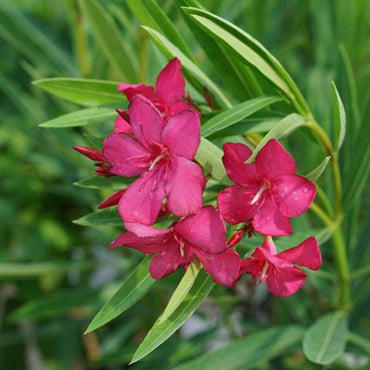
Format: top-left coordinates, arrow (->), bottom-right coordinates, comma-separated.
1,0 -> 369,369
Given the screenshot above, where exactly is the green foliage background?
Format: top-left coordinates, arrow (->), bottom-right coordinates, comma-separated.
1,0 -> 369,369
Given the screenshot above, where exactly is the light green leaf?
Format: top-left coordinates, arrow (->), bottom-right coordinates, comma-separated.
306,156 -> 331,182
142,26 -> 232,108
33,78 -> 123,106
160,261 -> 201,323
201,96 -> 282,137
175,326 -> 304,370
79,0 -> 138,81
74,176 -> 134,189
39,107 -> 116,128
182,7 -> 309,115
246,113 -> 307,163
73,208 -> 122,227
303,311 -> 348,365
86,257 -> 155,333
331,81 -> 346,151
130,270 -> 215,363
126,0 -> 194,61
195,137 -> 231,185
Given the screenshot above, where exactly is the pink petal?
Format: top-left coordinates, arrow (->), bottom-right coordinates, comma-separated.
98,189 -> 126,209
239,257 -> 264,278
266,265 -> 307,296
252,196 -> 292,236
102,133 -> 150,176
109,232 -> 165,254
161,110 -> 201,159
124,222 -> 170,238
222,143 -> 259,186
118,82 -> 155,101
175,206 -> 226,254
278,237 -> 322,270
217,185 -> 259,225
194,248 -> 241,287
118,172 -> 166,225
129,95 -> 163,146
156,58 -> 185,104
165,156 -> 205,217
149,239 -> 193,279
169,100 -> 199,117
114,115 -> 131,133
256,139 -> 296,179
275,174 -> 316,217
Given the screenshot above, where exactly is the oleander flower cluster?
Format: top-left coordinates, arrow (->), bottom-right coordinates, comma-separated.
74,58 -> 322,296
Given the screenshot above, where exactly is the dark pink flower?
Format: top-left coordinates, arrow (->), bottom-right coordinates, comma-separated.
110,206 -> 240,287
239,236 -> 322,296
217,139 -> 316,236
118,58 -> 198,118
102,94 -> 205,225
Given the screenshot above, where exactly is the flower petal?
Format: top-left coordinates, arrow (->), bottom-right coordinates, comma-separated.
217,185 -> 259,225
256,139 -> 296,179
109,232 -> 165,254
129,95 -> 163,145
118,82 -> 155,101
278,237 -> 322,270
175,206 -> 226,254
149,240 -> 193,279
118,172 -> 166,225
169,100 -> 199,117
252,196 -> 292,236
156,58 -> 185,104
161,110 -> 201,159
114,115 -> 131,133
194,248 -> 241,287
166,157 -> 205,217
275,174 -> 316,217
102,133 -> 150,176
222,143 -> 259,186
239,257 -> 264,278
124,222 -> 169,238
266,265 -> 307,296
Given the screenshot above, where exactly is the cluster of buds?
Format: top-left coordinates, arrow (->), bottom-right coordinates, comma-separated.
74,59 -> 321,296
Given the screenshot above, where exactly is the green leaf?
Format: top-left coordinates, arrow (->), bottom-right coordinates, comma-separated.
182,7 -> 309,115
86,257 -> 155,333
33,78 -> 123,106
39,107 -> 116,128
246,113 -> 307,163
306,156 -> 331,182
8,289 -> 99,322
347,332 -> 370,356
126,0 -> 194,61
331,81 -> 346,151
142,26 -> 232,108
195,137 -> 231,185
159,261 -> 201,323
74,176 -> 134,189
130,269 -> 215,363
175,326 -> 304,370
73,208 -> 122,227
79,0 -> 138,81
201,96 -> 282,137
303,311 -> 348,365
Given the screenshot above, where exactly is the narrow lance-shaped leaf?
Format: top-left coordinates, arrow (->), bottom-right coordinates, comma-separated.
86,257 -> 155,333
39,107 -> 117,128
130,270 -> 215,364
33,78 -> 123,106
73,208 -> 123,227
331,81 -> 346,151
201,96 -> 283,137
79,0 -> 138,81
306,156 -> 331,182
246,113 -> 307,163
142,26 -> 232,108
74,176 -> 134,190
303,311 -> 348,365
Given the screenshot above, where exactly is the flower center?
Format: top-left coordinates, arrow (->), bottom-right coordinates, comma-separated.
250,181 -> 270,205
173,233 -> 186,257
148,147 -> 170,171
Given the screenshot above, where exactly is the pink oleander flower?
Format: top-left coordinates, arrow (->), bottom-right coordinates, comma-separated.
102,94 -> 206,225
217,139 -> 316,236
110,206 -> 241,287
118,58 -> 198,118
238,236 -> 322,296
